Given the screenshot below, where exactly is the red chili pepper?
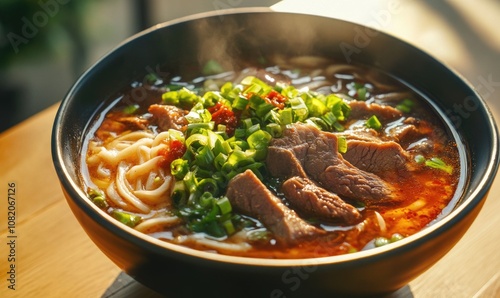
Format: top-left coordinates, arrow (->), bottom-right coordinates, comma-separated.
158,139 -> 186,168
208,103 -> 238,136
264,90 -> 286,109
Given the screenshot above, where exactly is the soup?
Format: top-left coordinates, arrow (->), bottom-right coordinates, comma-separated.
81,55 -> 463,259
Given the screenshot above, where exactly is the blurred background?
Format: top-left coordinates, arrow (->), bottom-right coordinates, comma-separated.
1,0 -> 499,132
0,0 -> 279,132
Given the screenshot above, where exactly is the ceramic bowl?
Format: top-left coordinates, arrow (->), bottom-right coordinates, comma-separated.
52,9 -> 499,297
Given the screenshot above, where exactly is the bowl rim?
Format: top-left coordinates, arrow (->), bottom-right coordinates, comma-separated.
52,8 -> 500,268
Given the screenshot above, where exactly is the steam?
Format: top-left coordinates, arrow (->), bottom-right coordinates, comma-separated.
189,13 -> 324,73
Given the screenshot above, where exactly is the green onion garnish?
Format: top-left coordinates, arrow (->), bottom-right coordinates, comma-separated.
123,104 -> 139,115
160,75 -> 358,238
396,98 -> 415,113
111,210 -> 142,228
366,115 -> 382,130
337,136 -> 348,153
425,157 -> 453,174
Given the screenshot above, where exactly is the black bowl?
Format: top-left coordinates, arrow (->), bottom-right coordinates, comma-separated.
52,8 -> 499,297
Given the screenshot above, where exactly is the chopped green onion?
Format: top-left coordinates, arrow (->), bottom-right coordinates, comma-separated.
217,196 -> 232,215
111,210 -> 142,228
226,149 -> 253,167
145,73 -> 161,85
241,76 -> 272,95
247,229 -> 271,242
199,192 -> 214,207
202,91 -> 221,107
332,121 -> 345,132
305,97 -> 327,117
414,154 -> 425,164
198,178 -> 219,195
425,157 -> 453,174
390,233 -> 404,242
166,84 -> 184,91
162,90 -> 179,105
171,181 -> 187,205
246,123 -> 261,136
220,82 -> 233,96
357,87 -> 367,100
194,145 -> 215,169
187,122 -> 214,132
211,139 -> 225,157
234,128 -> 246,139
325,94 -> 342,109
183,171 -> 198,193
255,102 -> 275,118
396,98 -> 415,113
168,129 -> 185,142
206,129 -> 223,148
185,102 -> 212,123
347,82 -> 371,101
232,95 -> 249,110
247,130 -> 272,161
279,108 -> 293,125
222,219 -> 235,235
321,111 -> 337,128
171,158 -> 189,179
213,152 -> 228,170
374,233 -> 405,247
88,188 -> 104,199
92,196 -> 108,208
185,133 -> 208,154
123,104 -> 139,115
374,237 -> 390,247
266,123 -> 283,138
230,140 -> 250,151
305,117 -> 325,130
337,136 -> 348,153
87,188 -> 108,209
289,97 -> 308,121
365,115 -> 382,130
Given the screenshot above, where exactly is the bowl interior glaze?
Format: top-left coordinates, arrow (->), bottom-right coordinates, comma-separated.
52,9 -> 499,297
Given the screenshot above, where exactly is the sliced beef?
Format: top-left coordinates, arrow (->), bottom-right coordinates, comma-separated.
267,123 -> 321,177
336,129 -> 379,143
266,146 -> 307,178
148,104 -> 188,132
348,100 -> 403,122
96,113 -> 148,140
282,176 -> 362,225
342,139 -> 409,175
267,124 -> 392,202
303,129 -> 392,201
407,138 -> 434,154
386,121 -> 419,143
226,170 -> 324,245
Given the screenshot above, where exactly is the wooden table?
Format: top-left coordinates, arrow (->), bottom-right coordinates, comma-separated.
1,2 -> 500,297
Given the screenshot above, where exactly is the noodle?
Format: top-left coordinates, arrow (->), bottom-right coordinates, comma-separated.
106,181 -> 128,209
175,234 -> 252,253
88,129 -> 175,215
127,156 -> 164,180
116,162 -> 151,213
134,175 -> 172,204
135,216 -> 181,233
97,138 -> 154,166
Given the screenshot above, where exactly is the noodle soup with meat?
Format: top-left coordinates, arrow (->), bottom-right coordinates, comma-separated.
81,55 -> 464,259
